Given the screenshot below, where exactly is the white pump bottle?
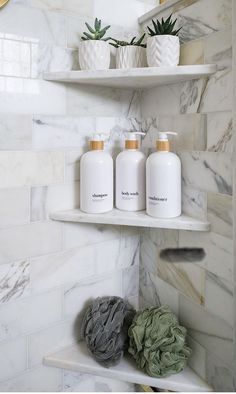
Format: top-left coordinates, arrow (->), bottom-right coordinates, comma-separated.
80,134 -> 113,214
116,132 -> 146,212
146,132 -> 181,218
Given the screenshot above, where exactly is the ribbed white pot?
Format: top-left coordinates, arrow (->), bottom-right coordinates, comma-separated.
79,40 -> 110,70
147,35 -> 180,67
116,46 -> 147,69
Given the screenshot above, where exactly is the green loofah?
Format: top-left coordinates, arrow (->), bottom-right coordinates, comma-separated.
128,305 -> 191,378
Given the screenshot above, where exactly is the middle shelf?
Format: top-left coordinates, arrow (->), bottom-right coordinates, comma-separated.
50,208 -> 210,231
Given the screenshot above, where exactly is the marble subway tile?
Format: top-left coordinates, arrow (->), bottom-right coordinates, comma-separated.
0,114 -> 32,151
199,69 -> 233,113
187,336 -> 206,380
156,255 -> 205,305
206,351 -> 236,392
207,112 -> 233,153
63,272 -> 122,320
204,29 -> 232,70
0,151 -> 64,188
207,192 -> 233,238
122,266 -> 139,298
0,187 -> 30,228
0,221 -> 62,264
147,228 -> 179,249
0,38 -> 31,79
0,337 -> 27,383
141,84 -> 181,117
62,222 -> 120,251
180,151 -> 232,195
0,260 -> 30,304
28,320 -> 74,367
30,182 -> 80,222
180,39 -> 204,65
0,78 -> 66,115
0,365 -> 62,392
179,231 -> 233,284
180,78 -> 206,114
182,186 -> 207,220
117,229 -> 140,269
0,288 -> 62,342
179,294 -> 234,365
65,149 -> 83,182
140,234 -> 158,275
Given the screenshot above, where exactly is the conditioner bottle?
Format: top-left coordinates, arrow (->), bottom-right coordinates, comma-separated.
80,134 -> 113,213
146,132 -> 181,218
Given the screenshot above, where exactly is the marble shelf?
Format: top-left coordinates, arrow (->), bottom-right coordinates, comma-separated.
44,343 -> 212,392
44,65 -> 216,89
50,209 -> 210,231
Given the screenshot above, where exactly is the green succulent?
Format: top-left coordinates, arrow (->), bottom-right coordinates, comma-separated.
109,33 -> 146,49
147,14 -> 181,36
81,18 -> 111,41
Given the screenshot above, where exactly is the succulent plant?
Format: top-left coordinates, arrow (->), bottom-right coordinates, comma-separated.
109,33 -> 146,48
81,18 -> 111,41
147,14 -> 181,36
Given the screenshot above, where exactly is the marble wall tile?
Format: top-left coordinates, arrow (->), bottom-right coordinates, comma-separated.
65,149 -> 83,182
30,238 -> 128,293
0,114 -> 32,150
0,221 -> 62,264
0,78 -> 66,116
156,256 -> 205,305
63,272 -> 122,321
180,78 -> 207,114
122,265 -> 139,298
0,337 -> 27,383
28,320 -> 74,367
187,336 -> 206,380
206,351 -> 236,391
0,289 -> 62,342
207,111 -> 233,153
180,39 -> 204,65
140,234 -> 158,275
144,228 -> 179,249
62,222 -> 120,251
0,365 -> 62,392
0,260 -> 30,304
0,187 -> 30,228
179,231 -> 233,284
205,271 -> 233,327
179,294 -> 233,365
30,182 -> 80,222
199,69 -> 232,113
182,186 -> 207,220
0,3 -> 66,46
0,37 -> 31,79
0,151 -> 64,188
180,151 -> 232,195
141,84 -> 181,117
204,29 -> 232,70
207,192 -> 233,238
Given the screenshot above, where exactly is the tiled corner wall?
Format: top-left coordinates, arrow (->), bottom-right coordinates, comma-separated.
139,0 -> 235,391
0,0 -> 152,391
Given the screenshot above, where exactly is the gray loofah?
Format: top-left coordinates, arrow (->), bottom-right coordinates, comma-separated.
81,296 -> 135,367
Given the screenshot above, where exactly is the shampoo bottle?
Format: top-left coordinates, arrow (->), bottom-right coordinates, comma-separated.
80,134 -> 113,213
116,132 -> 146,211
146,132 -> 181,218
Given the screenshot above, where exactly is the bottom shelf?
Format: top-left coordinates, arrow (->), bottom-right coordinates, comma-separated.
43,342 -> 212,392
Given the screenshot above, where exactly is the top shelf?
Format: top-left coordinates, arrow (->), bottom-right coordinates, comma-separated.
44,65 -> 216,89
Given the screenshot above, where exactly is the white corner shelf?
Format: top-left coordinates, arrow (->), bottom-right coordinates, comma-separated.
43,343 -> 212,392
44,64 -> 216,89
50,209 -> 210,231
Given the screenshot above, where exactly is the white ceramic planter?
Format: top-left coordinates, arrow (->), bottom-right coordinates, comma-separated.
147,35 -> 180,67
116,46 -> 147,69
79,40 -> 110,70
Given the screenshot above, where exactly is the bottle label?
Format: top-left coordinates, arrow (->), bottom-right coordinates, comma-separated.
92,193 -> 108,202
148,195 -> 167,205
121,191 -> 139,201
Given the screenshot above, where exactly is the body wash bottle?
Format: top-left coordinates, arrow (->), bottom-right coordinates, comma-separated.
116,132 -> 146,211
80,134 -> 113,213
146,132 -> 181,218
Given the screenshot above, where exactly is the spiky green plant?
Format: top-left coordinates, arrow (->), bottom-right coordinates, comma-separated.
147,14 -> 181,36
81,18 -> 111,41
109,33 -> 146,48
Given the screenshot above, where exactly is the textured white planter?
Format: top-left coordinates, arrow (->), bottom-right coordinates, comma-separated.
79,40 -> 110,70
147,35 -> 180,67
116,46 -> 147,69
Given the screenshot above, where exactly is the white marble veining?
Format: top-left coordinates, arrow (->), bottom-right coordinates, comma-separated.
182,186 -> 207,221
207,112 -> 233,153
207,192 -> 232,238
43,342 -> 212,392
50,208 -> 210,231
0,260 -> 30,304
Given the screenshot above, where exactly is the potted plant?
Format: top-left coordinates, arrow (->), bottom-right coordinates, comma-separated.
79,18 -> 111,70
109,34 -> 147,69
146,14 -> 182,67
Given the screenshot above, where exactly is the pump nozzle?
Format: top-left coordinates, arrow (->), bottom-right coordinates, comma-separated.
157,131 -> 178,141
125,131 -> 145,140
125,131 -> 145,150
90,133 -> 106,150
156,131 -> 177,151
